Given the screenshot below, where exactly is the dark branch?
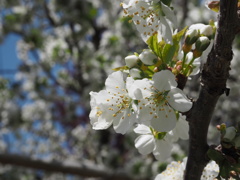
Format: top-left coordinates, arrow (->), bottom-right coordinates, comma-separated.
0,153 -> 144,180
184,0 -> 239,179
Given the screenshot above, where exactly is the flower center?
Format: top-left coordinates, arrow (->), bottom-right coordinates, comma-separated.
106,88 -> 132,118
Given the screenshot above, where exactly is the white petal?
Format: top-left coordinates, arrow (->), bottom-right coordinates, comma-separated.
134,124 -> 151,134
151,105 -> 177,132
189,23 -> 205,30
153,139 -> 172,161
135,134 -> 155,155
159,15 -> 173,44
90,90 -> 112,105
113,109 -> 135,134
161,2 -> 177,27
126,76 -> 134,90
89,107 -> 113,130
105,71 -> 125,93
191,57 -> 201,75
172,115 -> 189,140
168,88 -> 192,112
128,79 -> 152,99
153,70 -> 177,92
137,100 -> 155,123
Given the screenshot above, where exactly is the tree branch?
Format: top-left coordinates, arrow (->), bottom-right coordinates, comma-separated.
184,0 -> 239,179
0,153 -> 144,180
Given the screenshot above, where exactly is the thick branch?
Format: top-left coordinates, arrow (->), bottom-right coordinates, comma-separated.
184,0 -> 239,179
0,153 -> 141,180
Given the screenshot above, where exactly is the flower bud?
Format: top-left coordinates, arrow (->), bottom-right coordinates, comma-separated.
200,25 -> 213,38
139,49 -> 157,65
223,127 -> 236,142
125,55 -> 139,68
195,37 -> 210,52
129,68 -> 143,79
185,29 -> 199,45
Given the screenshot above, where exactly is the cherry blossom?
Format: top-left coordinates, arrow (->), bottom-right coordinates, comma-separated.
89,71 -> 137,134
121,0 -> 177,44
155,158 -> 223,180
129,70 -> 192,132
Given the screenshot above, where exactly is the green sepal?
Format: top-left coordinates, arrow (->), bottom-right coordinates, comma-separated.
112,66 -> 129,71
161,0 -> 172,7
156,132 -> 167,140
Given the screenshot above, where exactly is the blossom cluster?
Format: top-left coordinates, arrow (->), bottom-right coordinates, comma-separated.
89,0 -> 215,162
155,158 -> 223,180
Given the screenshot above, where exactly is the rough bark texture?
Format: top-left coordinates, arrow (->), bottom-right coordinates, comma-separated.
184,0 -> 239,179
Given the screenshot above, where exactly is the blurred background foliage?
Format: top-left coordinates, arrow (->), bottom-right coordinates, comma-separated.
0,0 -> 239,179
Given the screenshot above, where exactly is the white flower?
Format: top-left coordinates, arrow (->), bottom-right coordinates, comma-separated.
139,49 -> 158,65
134,124 -> 173,161
129,70 -> 192,132
122,0 -> 177,44
89,71 -> 137,134
155,158 -> 221,180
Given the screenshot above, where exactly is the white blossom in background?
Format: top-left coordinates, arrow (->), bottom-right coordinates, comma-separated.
89,71 -> 137,134
134,124 -> 173,161
155,158 -> 222,180
12,6 -> 27,15
22,100 -> 52,121
121,0 -> 177,44
43,37 -> 68,59
129,70 -> 192,132
16,40 -> 32,62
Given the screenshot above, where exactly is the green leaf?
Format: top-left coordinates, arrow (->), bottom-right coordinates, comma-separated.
161,26 -> 188,65
162,43 -> 176,65
207,148 -> 225,163
146,34 -> 162,58
173,26 -> 188,42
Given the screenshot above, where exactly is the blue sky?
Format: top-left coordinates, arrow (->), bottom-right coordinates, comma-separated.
0,34 -> 20,79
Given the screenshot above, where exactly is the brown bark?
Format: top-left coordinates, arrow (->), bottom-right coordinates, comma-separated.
184,0 -> 239,179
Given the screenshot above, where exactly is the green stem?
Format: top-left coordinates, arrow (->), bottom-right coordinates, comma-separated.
183,57 -> 195,76
181,52 -> 187,70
